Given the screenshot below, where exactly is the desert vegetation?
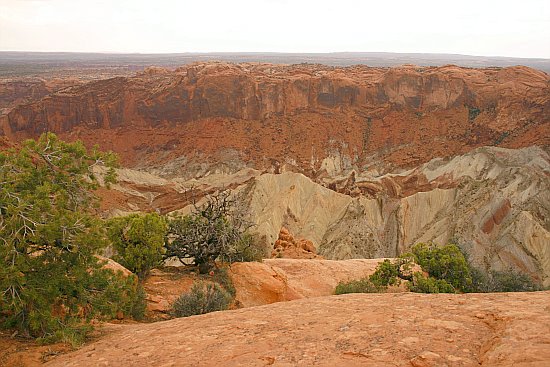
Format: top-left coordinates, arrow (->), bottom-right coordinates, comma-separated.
1,46 -> 548,365
0,133 -> 145,345
169,265 -> 237,318
335,243 -> 541,295
108,213 -> 167,278
164,190 -> 264,273
0,133 -> 267,346
171,282 -> 232,318
0,132 -> 545,359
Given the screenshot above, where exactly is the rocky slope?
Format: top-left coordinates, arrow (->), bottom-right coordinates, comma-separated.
247,148 -> 550,285
45,291 -> 550,367
1,62 -> 548,175
94,145 -> 550,286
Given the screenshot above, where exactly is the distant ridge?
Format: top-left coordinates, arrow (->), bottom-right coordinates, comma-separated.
1,51 -> 549,77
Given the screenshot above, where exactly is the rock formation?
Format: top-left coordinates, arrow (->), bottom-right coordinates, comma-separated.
89,146 -> 550,287
140,258 -> 387,312
2,62 -> 548,285
2,59 -> 550,366
0,78 -> 83,116
0,79 -> 49,114
248,147 -> 550,286
270,227 -> 321,259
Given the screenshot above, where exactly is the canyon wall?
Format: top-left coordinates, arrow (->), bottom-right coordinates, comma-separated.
2,62 -> 548,174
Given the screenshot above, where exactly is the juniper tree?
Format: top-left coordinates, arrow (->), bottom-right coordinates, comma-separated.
0,133 -> 144,343
164,190 -> 257,273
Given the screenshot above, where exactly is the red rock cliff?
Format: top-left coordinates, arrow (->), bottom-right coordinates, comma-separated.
2,62 -> 549,172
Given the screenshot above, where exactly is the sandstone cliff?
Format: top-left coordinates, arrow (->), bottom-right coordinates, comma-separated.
0,79 -> 49,115
0,78 -> 82,116
2,63 -> 548,175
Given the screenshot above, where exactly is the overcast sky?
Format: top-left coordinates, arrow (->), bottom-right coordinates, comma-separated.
0,0 -> 549,58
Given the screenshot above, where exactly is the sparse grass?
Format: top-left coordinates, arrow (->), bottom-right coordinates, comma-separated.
210,267 -> 236,297
37,323 -> 93,348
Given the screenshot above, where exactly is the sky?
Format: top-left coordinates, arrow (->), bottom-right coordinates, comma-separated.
0,0 -> 549,58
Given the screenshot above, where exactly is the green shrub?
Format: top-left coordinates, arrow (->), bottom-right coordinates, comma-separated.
336,242 -> 541,295
334,259 -> 403,295
490,269 -> 540,292
408,243 -> 472,292
460,245 -> 541,293
220,233 -> 268,263
108,213 -> 167,278
36,268 -> 146,346
408,272 -> 456,293
171,282 -> 232,317
469,265 -> 489,292
165,191 -> 256,273
473,268 -> 541,292
334,278 -> 382,295
88,268 -> 147,321
369,259 -> 400,287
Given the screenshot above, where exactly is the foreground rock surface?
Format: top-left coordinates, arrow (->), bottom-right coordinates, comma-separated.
46,291 -> 550,367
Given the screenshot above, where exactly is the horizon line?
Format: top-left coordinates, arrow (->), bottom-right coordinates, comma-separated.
1,50 -> 549,61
